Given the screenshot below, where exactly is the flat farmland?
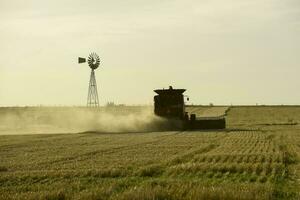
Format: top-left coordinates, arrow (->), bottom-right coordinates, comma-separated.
0,106 -> 300,199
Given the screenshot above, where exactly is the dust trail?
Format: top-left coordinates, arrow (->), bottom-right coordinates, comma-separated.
0,107 -> 182,135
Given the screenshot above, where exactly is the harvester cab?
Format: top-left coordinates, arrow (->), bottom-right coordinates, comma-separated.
154,86 -> 226,130
154,86 -> 187,119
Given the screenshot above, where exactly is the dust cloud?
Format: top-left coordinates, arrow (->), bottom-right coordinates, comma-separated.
0,107 -> 182,135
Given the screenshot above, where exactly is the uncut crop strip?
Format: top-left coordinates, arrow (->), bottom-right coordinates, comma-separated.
226,106 -> 300,129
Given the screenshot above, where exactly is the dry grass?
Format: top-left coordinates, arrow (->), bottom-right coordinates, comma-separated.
0,106 -> 300,199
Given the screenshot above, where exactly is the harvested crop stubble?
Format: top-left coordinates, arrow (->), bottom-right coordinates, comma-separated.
0,106 -> 300,199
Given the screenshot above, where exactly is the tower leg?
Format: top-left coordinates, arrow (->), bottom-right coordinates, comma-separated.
87,70 -> 99,107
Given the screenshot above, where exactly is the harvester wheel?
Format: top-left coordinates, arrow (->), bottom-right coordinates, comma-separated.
191,114 -> 196,121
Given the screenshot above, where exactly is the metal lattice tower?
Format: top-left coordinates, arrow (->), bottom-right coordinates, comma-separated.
78,52 -> 101,107
87,69 -> 99,107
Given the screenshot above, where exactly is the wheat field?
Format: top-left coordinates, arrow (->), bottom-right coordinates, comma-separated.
0,106 -> 299,199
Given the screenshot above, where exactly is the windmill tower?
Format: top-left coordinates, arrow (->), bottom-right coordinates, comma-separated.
78,52 -> 101,107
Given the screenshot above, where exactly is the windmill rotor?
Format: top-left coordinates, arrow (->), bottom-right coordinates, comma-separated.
87,52 -> 100,70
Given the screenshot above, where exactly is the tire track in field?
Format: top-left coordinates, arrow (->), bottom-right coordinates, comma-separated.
136,132 -> 230,177
135,143 -> 220,178
165,131 -> 230,167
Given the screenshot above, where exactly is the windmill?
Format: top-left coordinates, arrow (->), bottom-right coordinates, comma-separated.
78,53 -> 101,107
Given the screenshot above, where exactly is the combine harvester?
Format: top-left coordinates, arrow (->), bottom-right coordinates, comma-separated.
154,86 -> 226,130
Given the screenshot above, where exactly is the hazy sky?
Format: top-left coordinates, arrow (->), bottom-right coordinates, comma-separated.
0,0 -> 299,106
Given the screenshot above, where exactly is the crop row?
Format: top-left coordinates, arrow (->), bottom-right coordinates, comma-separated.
168,162 -> 285,182
192,153 -> 283,164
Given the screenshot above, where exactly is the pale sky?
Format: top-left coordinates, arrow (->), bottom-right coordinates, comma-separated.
0,0 -> 299,106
